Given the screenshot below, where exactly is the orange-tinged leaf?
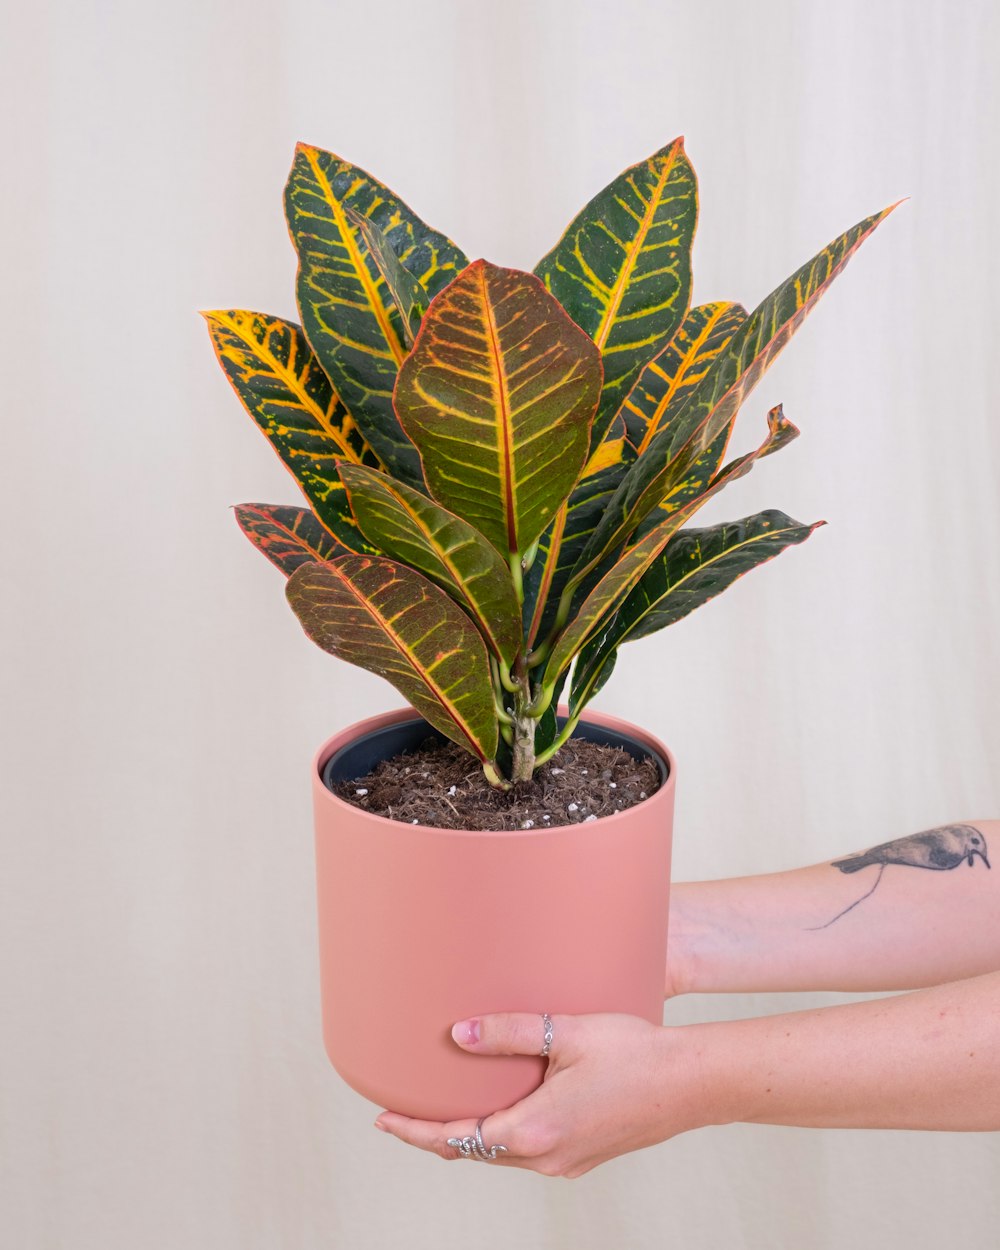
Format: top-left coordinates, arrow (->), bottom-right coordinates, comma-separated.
287,556 -> 498,761
394,260 -> 602,555
338,463 -> 522,665
234,503 -> 355,577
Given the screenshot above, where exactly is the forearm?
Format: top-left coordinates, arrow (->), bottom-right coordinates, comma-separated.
668,820 -> 1000,994
678,970 -> 1000,1132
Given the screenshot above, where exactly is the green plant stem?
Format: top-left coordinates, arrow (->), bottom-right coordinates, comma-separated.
535,710 -> 581,767
532,574 -> 578,667
526,639 -> 551,668
553,574 -> 579,632
492,656 -> 519,695
526,680 -> 555,719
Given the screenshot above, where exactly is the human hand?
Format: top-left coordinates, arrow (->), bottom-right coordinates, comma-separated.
374,1012 -> 717,1178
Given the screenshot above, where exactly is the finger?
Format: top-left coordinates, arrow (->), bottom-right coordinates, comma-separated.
451,1011 -> 568,1059
375,1112 -> 475,1160
375,1111 -> 520,1165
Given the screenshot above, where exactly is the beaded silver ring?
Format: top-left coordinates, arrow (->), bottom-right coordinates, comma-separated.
540,1012 -> 554,1057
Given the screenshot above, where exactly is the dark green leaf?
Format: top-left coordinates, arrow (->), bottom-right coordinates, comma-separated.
571,509 -> 822,712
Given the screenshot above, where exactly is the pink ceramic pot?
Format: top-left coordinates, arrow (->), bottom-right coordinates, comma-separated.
312,706 -> 676,1121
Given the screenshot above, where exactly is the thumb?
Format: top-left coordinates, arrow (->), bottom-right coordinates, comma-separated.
451,1012 -> 559,1057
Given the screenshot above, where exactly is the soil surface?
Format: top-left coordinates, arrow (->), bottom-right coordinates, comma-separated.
331,735 -> 661,830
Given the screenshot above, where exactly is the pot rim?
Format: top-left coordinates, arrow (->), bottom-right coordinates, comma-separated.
312,705 -> 676,838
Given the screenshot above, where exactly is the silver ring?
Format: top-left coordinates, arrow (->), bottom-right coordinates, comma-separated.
447,1117 -> 509,1162
540,1012 -> 553,1057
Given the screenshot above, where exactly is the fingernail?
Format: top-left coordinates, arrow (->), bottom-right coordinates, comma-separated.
452,1018 -> 480,1045
374,1118 -> 388,1132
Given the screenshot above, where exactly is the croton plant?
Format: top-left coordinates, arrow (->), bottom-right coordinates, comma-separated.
205,139 -> 893,787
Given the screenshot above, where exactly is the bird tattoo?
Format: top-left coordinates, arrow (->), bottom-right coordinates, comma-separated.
809,824 -> 990,929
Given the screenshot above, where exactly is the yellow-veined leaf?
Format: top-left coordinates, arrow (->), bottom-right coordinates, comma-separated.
338,463 -> 522,666
621,302 -> 747,456
522,414 -> 633,648
394,260 -> 603,556
285,144 -> 466,482
535,137 -> 698,447
204,309 -> 375,551
573,204 -> 897,582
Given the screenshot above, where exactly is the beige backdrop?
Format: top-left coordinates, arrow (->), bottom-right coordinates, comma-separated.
3,0 -> 999,1246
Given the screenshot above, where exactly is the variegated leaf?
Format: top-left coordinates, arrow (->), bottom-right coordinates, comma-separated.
286,556 -> 498,761
621,302 -> 747,456
234,503 -> 355,577
570,509 -> 822,713
286,144 -> 466,482
204,309 -> 375,551
634,398 -> 795,540
574,204 -> 897,580
337,463 -> 522,666
535,137 -> 697,447
394,260 -> 602,556
522,414 -> 633,647
288,144 -> 468,296
543,406 -> 800,692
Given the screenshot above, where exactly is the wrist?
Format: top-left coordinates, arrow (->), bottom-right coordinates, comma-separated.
655,1021 -> 745,1133
665,883 -> 717,996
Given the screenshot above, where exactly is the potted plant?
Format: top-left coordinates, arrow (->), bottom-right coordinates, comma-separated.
205,137 -> 893,1120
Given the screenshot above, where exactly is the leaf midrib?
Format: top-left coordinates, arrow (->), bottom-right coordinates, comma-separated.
301,147 -> 407,368
213,312 -> 366,464
591,141 -> 681,352
478,267 -> 519,553
636,303 -> 733,456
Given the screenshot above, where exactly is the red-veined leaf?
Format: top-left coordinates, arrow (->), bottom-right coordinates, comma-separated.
338,463 -> 522,666
286,556 -> 498,762
234,503 -> 357,576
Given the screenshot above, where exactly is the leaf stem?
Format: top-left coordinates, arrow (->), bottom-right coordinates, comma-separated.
482,761 -> 511,790
527,681 -> 555,719
497,660 -> 519,694
527,639 -> 551,668
535,711 -> 581,767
